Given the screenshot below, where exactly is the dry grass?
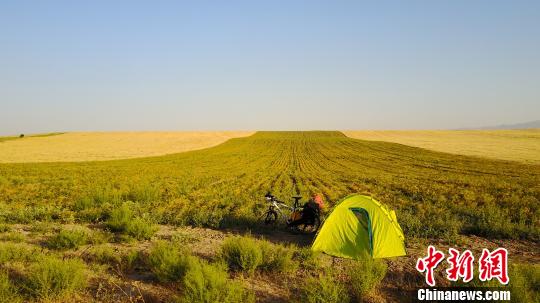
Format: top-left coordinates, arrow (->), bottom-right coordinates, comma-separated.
0,131 -> 254,163
343,129 -> 540,164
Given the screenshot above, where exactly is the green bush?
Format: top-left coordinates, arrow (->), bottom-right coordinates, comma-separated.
47,228 -> 88,250
180,259 -> 255,303
126,217 -> 158,240
29,221 -> 53,234
25,256 -> 87,300
0,242 -> 39,264
400,207 -> 461,242
509,263 -> 539,303
76,207 -> 109,223
73,196 -> 95,211
294,247 -> 321,270
125,183 -> 161,205
106,204 -> 157,240
0,224 -> 11,233
0,231 -> 25,243
454,263 -> 538,303
346,258 -> 387,299
259,241 -> 298,273
74,186 -> 122,211
220,236 -> 262,274
87,245 -> 121,265
300,273 -> 349,303
0,271 -> 21,303
88,245 -> 140,272
88,229 -> 114,244
148,241 -> 195,282
106,203 -> 134,232
148,241 -> 254,302
469,204 -> 516,239
121,249 -> 142,272
50,209 -> 76,224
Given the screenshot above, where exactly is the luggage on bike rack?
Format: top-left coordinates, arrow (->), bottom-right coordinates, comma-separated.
289,210 -> 302,221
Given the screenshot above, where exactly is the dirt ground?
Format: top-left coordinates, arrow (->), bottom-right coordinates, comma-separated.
6,224 -> 538,302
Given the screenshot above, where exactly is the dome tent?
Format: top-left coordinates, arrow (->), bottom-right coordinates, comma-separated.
312,194 -> 406,259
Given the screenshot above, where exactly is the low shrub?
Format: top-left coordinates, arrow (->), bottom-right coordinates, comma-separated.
50,209 -> 76,224
125,217 -> 158,240
294,247 -> 321,270
259,241 -> 298,273
147,241 -> 195,282
453,262 -> 536,302
0,224 -> 11,233
106,204 -> 157,240
0,271 -> 21,303
0,242 -> 39,263
300,273 -> 349,303
106,204 -> 133,232
5,206 -> 60,224
29,221 -> 53,234
468,204 -> 516,239
183,207 -> 225,228
121,249 -> 142,272
346,257 -> 387,299
87,245 -> 141,272
124,183 -> 161,205
180,259 -> 255,303
73,196 -> 95,212
509,263 -> 539,303
400,207 -> 461,242
47,228 -> 88,250
25,256 -> 87,300
220,236 -> 262,275
87,245 -> 121,265
148,241 -> 254,302
0,232 -> 25,243
88,229 -> 114,244
76,207 -> 109,223
74,186 -> 122,212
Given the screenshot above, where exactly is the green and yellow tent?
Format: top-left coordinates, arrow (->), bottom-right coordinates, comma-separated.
312,194 -> 406,259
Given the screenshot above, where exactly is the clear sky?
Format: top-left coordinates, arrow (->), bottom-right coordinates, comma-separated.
1,1 -> 539,134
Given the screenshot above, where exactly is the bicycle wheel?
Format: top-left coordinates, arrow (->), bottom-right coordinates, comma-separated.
264,210 -> 278,225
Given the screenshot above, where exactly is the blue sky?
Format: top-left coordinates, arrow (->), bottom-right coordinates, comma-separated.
1,1 -> 539,134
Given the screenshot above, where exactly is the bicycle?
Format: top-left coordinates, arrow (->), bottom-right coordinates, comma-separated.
262,193 -> 321,234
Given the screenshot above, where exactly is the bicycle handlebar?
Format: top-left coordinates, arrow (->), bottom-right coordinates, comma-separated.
264,193 -> 302,210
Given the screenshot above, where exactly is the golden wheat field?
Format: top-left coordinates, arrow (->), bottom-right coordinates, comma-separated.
343,129 -> 540,164
0,131 -> 254,163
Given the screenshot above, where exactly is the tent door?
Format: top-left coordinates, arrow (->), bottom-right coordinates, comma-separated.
350,208 -> 373,256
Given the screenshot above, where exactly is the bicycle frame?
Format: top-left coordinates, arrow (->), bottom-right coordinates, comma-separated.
266,196 -> 294,221
263,193 -> 321,234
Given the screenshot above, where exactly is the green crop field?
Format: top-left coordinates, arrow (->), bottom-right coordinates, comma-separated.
0,131 -> 539,302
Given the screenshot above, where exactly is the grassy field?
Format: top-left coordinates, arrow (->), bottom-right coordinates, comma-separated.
0,131 -> 538,302
0,131 -> 254,163
343,129 -> 540,164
